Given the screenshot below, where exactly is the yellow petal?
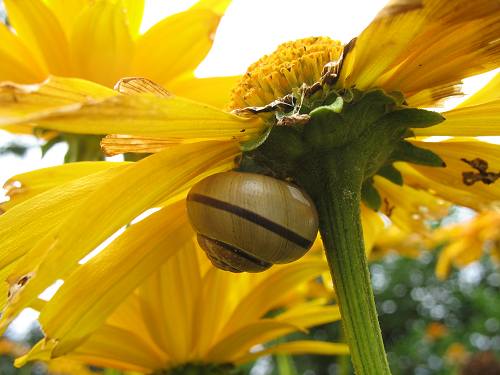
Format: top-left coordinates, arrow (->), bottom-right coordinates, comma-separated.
379,12 -> 500,96
222,260 -> 328,336
1,125 -> 36,136
400,163 -> 487,213
414,100 -> 500,137
43,0 -> 87,39
70,0 -> 134,87
100,134 -> 183,156
114,77 -> 171,97
374,175 -> 450,233
132,8 -> 222,84
14,339 -> 56,367
0,165 -> 128,282
0,141 -> 238,333
2,161 -> 128,210
101,77 -> 173,155
69,324 -> 164,372
206,320 -> 301,363
46,357 -> 99,375
192,267 -> 246,357
0,264 -> 17,311
137,238 -> 202,362
360,204 -> 385,251
403,139 -> 500,210
167,75 -> 241,109
190,0 -> 232,15
44,0 -> 144,40
340,0 -> 500,92
435,242 -> 465,280
0,76 -> 117,123
122,0 -> 145,37
458,73 -> 500,108
0,23 -> 46,83
0,79 -> 263,140
38,202 -> 191,356
236,340 -> 349,364
4,0 -> 71,75
405,82 -> 462,108
276,304 -> 341,328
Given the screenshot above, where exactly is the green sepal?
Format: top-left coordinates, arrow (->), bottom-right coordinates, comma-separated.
240,125 -> 273,152
304,108 -> 349,149
305,89 -> 398,150
41,136 -> 63,157
322,90 -> 342,107
235,154 -> 274,175
361,179 -> 382,211
391,140 -> 446,167
387,91 -> 406,106
63,134 -> 105,162
256,126 -> 306,163
309,96 -> 344,116
377,164 -> 403,185
342,89 -> 397,127
380,108 -> 445,129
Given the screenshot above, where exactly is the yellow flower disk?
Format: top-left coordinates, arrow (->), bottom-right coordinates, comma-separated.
230,37 -> 343,109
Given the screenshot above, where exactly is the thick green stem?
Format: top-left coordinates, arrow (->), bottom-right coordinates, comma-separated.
300,154 -> 391,375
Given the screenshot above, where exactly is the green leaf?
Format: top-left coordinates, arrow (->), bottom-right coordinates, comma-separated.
377,164 -> 403,185
391,141 -> 446,167
382,108 -> 445,128
362,180 -> 382,211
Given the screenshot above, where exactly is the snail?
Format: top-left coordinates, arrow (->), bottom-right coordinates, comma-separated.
186,171 -> 319,273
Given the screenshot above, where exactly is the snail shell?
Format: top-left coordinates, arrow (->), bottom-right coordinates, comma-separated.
186,171 -> 319,273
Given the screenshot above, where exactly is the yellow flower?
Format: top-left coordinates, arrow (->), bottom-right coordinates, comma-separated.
15,240 -> 347,373
0,0 -> 499,372
434,208 -> 500,279
0,0 -> 238,142
444,342 -> 469,365
424,322 -> 448,341
369,224 -> 429,261
0,338 -> 94,375
0,0 -> 236,106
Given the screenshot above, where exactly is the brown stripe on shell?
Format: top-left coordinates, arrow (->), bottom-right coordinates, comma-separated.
188,193 -> 313,250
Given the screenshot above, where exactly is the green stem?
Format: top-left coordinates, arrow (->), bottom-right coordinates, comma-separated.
339,325 -> 353,375
300,154 -> 391,375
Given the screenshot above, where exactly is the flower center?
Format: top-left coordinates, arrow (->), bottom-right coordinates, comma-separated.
229,37 -> 342,110
231,37 -> 446,214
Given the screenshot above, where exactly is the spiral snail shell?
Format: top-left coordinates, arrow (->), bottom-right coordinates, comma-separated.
186,171 -> 319,273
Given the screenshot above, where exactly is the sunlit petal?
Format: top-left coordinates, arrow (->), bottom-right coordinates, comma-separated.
4,0 -> 71,75
132,8 -> 223,85
70,1 -> 134,86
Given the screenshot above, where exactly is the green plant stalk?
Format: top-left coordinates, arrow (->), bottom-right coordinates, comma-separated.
339,325 -> 353,375
312,157 -> 391,374
276,353 -> 299,375
250,88 -> 444,374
